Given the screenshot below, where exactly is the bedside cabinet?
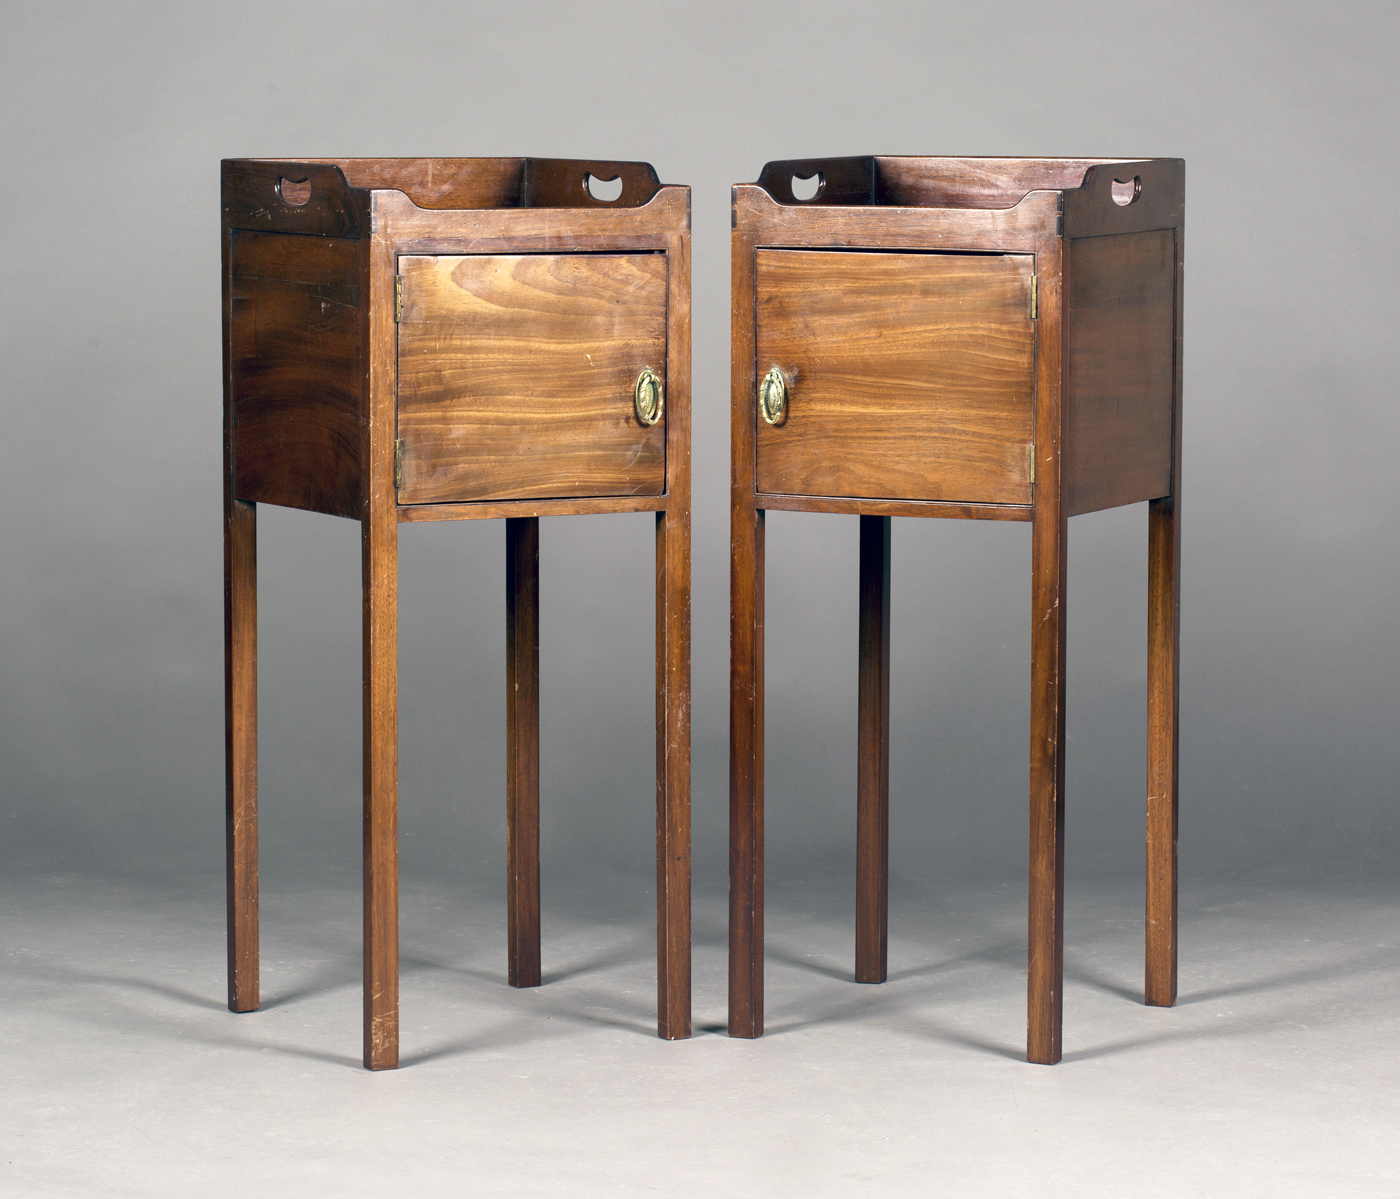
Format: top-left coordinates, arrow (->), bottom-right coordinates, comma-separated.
223,157 -> 692,1070
728,156 -> 1183,1064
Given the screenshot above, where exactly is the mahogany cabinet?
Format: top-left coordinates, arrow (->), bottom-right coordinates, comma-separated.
223,157 -> 692,1070
728,156 -> 1184,1063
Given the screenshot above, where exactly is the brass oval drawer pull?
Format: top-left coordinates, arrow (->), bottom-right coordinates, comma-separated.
634,367 -> 664,427
759,366 -> 787,426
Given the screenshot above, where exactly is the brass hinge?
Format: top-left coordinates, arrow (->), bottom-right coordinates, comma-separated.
1029,275 -> 1038,320
394,274 -> 404,322
1029,443 -> 1036,486
394,439 -> 404,489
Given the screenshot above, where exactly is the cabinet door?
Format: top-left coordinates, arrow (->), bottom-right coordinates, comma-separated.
397,253 -> 667,504
754,249 -> 1035,506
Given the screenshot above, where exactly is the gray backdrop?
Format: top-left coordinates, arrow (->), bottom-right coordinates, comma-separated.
2,1 -> 1396,904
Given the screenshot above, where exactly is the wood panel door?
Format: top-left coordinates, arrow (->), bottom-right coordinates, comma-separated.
753,249 -> 1035,505
397,253 -> 668,504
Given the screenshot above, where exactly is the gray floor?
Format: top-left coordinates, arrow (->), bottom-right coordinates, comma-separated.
2,871 -> 1396,1197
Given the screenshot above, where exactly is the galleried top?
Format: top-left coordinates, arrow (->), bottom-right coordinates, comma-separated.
751,155 -> 1182,213
222,157 -> 669,238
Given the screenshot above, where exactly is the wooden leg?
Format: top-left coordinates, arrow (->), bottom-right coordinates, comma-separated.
729,506 -> 765,1037
856,515 -> 891,984
362,509 -> 399,1070
1146,495 -> 1180,1005
655,508 -> 692,1038
225,497 -> 259,1013
506,516 -> 541,990
1028,499 -> 1067,1065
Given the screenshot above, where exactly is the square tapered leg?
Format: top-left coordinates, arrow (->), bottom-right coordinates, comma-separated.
225,497 -> 259,1013
656,508 -> 692,1038
728,507 -> 765,1038
856,515 -> 891,984
506,516 -> 542,990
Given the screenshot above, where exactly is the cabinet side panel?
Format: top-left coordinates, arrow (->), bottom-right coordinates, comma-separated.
1066,230 -> 1175,516
229,231 -> 365,518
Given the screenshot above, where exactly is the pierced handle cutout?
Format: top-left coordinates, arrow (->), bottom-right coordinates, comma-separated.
791,172 -> 823,201
278,176 -> 311,206
1111,176 -> 1141,206
586,172 -> 623,202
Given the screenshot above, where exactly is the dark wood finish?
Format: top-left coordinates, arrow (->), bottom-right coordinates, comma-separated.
223,505 -> 259,1012
222,159 -> 691,1068
754,156 -> 1136,209
506,517 -> 542,989
1066,230 -> 1175,516
855,515 -> 891,984
229,231 -> 365,519
1146,221 -> 1184,1008
1063,161 -> 1184,239
729,205 -> 765,1038
728,158 -> 1182,1064
234,158 -> 661,222
754,249 -> 1035,505
1027,236 -> 1067,1066
223,160 -> 371,239
223,218 -> 259,1016
728,509 -> 765,1037
396,253 -> 667,505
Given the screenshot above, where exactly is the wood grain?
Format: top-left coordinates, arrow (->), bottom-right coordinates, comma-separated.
223,219 -> 259,1016
362,228 -> 398,1072
875,157 -> 1133,209
728,508 -> 765,1038
1027,238 -> 1067,1066
1066,230 -> 1176,516
222,160 -> 371,238
729,210 -> 765,1039
1062,160 -> 1184,239
1146,220 -> 1183,1008
855,515 -> 891,984
753,249 -> 1035,505
396,253 -> 668,505
506,516 -> 542,989
229,231 -> 364,519
655,218 -> 693,1040
224,500 -> 259,1012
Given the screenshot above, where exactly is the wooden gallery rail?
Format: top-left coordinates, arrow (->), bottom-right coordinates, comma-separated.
222,157 -> 692,1070
727,156 -> 1184,1063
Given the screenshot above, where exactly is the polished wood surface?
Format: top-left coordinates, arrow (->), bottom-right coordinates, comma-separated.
361,227 -> 399,1071
728,157 -> 1183,1064
1146,218 -> 1184,1007
396,253 -> 668,505
754,156 -> 1134,208
855,515 -> 891,984
754,249 -> 1034,504
1066,230 -> 1176,516
1027,235 -> 1067,1065
728,508 -> 765,1038
506,517 -> 542,989
224,502 -> 258,1012
223,158 -> 691,1068
223,219 -> 260,1016
655,215 -> 693,1039
229,231 -> 364,519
